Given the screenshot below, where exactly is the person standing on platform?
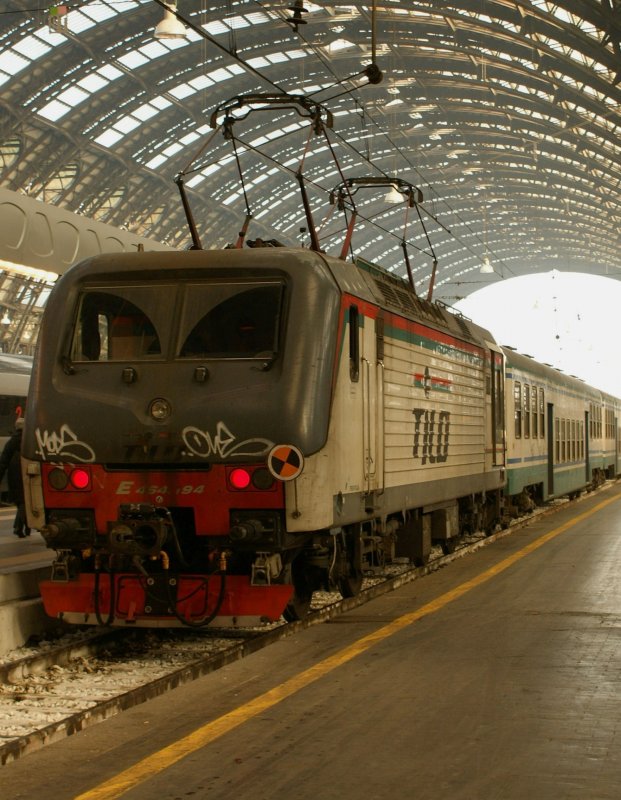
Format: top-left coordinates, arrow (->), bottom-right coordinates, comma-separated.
0,417 -> 30,538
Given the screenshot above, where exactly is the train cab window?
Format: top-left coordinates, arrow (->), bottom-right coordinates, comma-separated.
71,290 -> 164,362
514,382 -> 522,438
178,281 -> 284,359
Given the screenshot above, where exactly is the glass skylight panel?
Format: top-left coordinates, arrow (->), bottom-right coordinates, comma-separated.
204,20 -> 230,35
227,15 -> 250,29
186,174 -> 205,188
244,12 -> 271,24
134,103 -> 159,122
57,86 -> 90,106
37,99 -> 71,122
180,132 -> 200,145
118,51 -> 149,69
208,67 -> 234,84
114,116 -> 141,134
66,10 -> 98,34
12,35 -> 51,59
266,52 -> 289,64
99,64 -> 123,81
78,73 -> 108,93
169,83 -> 194,99
0,51 -> 28,76
94,130 -> 124,147
80,1 -> 118,23
163,142 -> 183,157
145,154 -> 168,170
139,42 -> 170,60
151,96 -> 173,110
189,75 -> 214,90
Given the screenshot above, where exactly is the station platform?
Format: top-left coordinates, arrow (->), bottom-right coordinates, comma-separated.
3,483 -> 621,799
0,506 -> 55,657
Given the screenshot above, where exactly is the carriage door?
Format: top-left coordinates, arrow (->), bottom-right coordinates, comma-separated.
361,311 -> 385,494
547,403 -> 554,496
490,348 -> 505,466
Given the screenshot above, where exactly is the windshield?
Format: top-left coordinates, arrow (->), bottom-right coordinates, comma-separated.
69,280 -> 285,363
70,288 -> 166,362
178,282 -> 284,359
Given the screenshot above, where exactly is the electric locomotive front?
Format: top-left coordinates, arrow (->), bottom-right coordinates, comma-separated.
22,248 -> 341,627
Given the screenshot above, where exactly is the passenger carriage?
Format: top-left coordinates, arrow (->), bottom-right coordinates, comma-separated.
503,348 -> 620,511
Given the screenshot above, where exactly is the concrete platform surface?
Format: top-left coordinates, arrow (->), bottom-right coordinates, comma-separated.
0,506 -> 55,656
2,485 -> 621,800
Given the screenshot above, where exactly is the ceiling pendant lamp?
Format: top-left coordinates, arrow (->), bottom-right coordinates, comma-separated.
154,2 -> 187,40
384,183 -> 404,203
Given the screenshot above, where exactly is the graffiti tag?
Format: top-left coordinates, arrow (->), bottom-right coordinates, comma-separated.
182,421 -> 273,459
35,424 -> 96,463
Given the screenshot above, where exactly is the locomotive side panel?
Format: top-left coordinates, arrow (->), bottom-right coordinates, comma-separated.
383,313 -> 486,487
287,288 -> 504,534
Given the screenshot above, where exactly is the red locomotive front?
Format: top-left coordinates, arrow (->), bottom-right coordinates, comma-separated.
22,248 -> 342,627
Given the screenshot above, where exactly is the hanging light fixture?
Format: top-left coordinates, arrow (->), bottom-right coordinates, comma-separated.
154,2 -> 187,39
384,183 -> 404,203
1,312 -> 11,325
480,256 -> 494,274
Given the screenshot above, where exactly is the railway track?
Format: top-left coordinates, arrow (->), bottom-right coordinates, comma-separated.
0,487 -> 608,766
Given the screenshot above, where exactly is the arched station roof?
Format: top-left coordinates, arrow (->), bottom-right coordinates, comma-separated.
1,0 -> 621,316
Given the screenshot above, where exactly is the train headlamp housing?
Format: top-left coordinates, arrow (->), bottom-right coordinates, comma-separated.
149,397 -> 172,421
226,466 -> 276,492
47,466 -> 92,492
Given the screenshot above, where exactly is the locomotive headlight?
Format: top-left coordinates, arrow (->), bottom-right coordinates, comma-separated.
149,397 -> 172,421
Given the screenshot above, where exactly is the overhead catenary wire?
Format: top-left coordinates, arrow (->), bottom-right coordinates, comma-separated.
159,0 -> 504,273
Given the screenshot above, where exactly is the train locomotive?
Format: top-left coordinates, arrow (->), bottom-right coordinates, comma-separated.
22,245 -> 509,627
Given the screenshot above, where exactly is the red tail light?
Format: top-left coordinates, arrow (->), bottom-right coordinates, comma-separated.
229,468 -> 251,489
70,468 -> 91,490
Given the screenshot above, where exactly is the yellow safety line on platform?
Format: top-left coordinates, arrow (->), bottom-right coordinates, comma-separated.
75,490 -> 621,800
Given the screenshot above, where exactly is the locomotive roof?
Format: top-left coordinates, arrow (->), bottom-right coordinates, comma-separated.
327,254 -> 499,352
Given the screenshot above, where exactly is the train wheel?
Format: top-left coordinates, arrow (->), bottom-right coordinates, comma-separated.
282,556 -> 313,622
338,524 -> 363,598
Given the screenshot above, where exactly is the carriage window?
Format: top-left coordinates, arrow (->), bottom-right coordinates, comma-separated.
514,381 -> 522,438
71,289 -> 164,362
539,388 -> 545,437
178,281 -> 284,359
